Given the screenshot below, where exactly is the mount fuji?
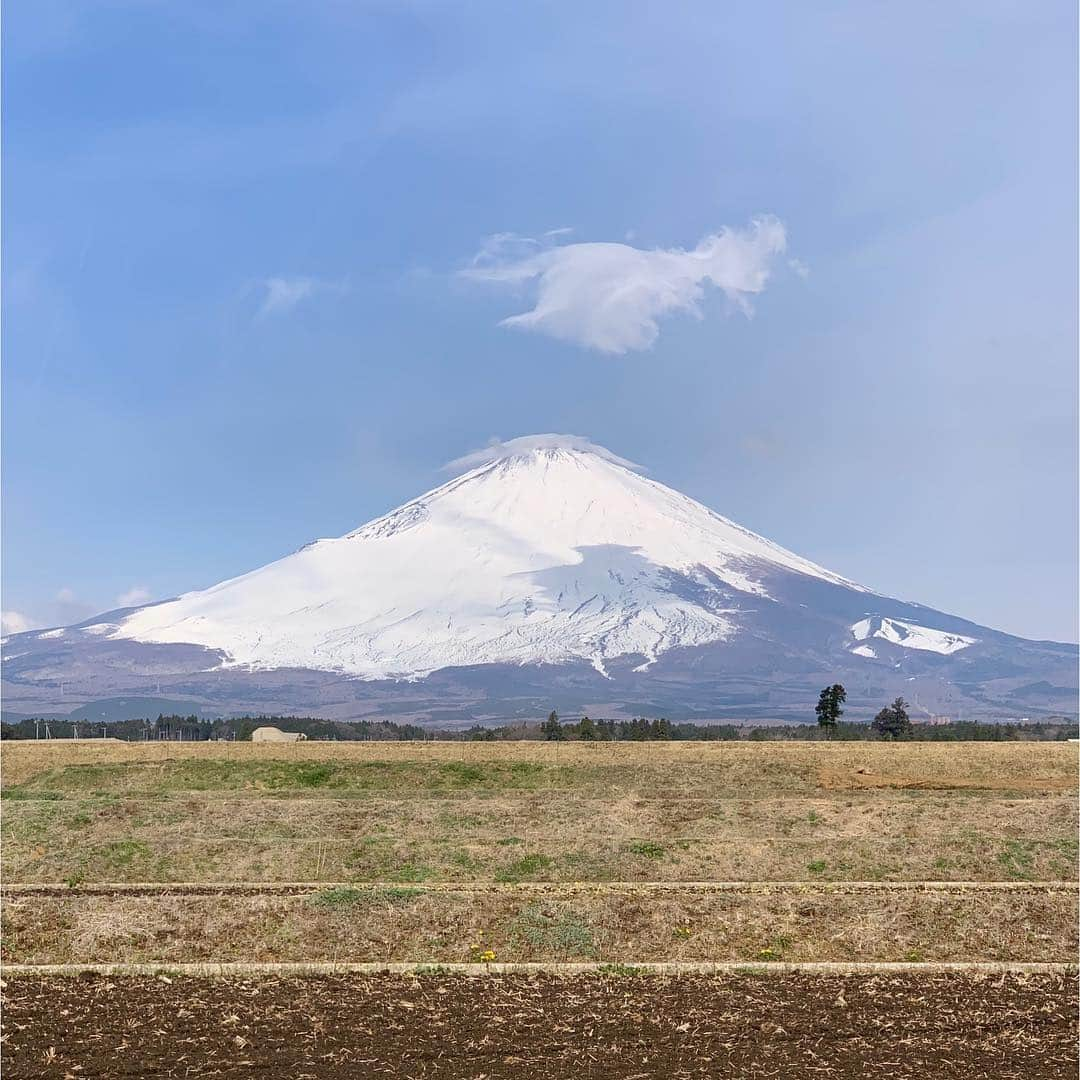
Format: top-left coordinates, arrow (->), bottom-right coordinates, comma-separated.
2,436 -> 1075,724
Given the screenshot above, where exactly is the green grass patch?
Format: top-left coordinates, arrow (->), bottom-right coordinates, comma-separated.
997,840 -> 1036,880
54,837 -> 175,882
495,853 -> 554,882
310,886 -> 369,909
97,839 -> 151,867
388,862 -> 434,883
450,849 -> 482,870
627,840 -> 666,859
6,759 -> 578,796
509,762 -> 544,779
437,762 -> 486,787
310,885 -> 423,909
508,902 -> 595,957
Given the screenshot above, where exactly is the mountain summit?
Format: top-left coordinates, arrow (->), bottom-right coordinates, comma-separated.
2,435 -> 1075,722
114,435 -> 864,679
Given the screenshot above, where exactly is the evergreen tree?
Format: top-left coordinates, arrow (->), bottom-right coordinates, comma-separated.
872,697 -> 912,740
578,715 -> 597,741
815,684 -> 847,738
654,717 -> 672,740
542,710 -> 565,741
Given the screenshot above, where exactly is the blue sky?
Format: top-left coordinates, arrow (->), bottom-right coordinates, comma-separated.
3,1 -> 1077,642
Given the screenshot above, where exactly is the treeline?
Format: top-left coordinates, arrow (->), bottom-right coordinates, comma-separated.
466,714 -> 1076,742
0,714 -> 428,742
1,712 -> 1074,743
747,720 -> 1075,742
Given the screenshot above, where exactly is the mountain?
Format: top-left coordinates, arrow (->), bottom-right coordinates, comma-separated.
2,436 -> 1075,724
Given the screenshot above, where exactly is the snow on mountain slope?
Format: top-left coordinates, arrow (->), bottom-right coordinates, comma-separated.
111,435 -> 867,679
849,616 -> 976,655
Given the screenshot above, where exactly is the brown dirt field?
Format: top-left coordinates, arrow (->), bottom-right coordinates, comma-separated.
3,883 -> 1074,965
2,971 -> 1076,1079
817,766 -> 1076,792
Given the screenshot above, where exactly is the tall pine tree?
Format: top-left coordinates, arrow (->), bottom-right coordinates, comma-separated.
542,710 -> 565,741
814,684 -> 846,738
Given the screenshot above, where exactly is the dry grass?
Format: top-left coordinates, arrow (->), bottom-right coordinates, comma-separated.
3,738 -> 1076,788
2,883 -> 1074,965
4,802 -> 1076,883
2,739 -> 1075,969
3,741 -> 1075,885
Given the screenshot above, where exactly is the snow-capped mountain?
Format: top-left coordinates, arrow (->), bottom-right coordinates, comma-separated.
2,436 -> 1075,723
108,438 -> 867,678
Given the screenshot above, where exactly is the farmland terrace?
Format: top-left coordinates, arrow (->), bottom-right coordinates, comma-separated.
1,739 -> 1076,1078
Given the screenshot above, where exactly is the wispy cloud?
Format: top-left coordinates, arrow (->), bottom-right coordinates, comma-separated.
52,587 -> 96,626
116,585 -> 152,608
443,433 -> 642,474
1,584 -> 155,638
257,276 -> 348,319
461,217 -> 787,354
1,610 -> 36,635
9,588 -> 98,634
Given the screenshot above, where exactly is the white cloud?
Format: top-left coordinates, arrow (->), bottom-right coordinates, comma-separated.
444,433 -> 642,474
1,610 -> 36,635
257,276 -> 347,318
1,587 -> 107,637
461,217 -> 787,354
116,585 -> 152,608
258,277 -> 316,317
52,587 -> 96,626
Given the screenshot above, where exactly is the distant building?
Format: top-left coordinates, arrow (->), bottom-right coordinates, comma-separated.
251,726 -> 307,743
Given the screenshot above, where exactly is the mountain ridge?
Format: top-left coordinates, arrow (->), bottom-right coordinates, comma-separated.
2,435 -> 1075,722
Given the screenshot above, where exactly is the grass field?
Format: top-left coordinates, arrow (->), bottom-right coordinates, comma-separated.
2,738 -> 1076,1077
4,740 -> 1076,888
